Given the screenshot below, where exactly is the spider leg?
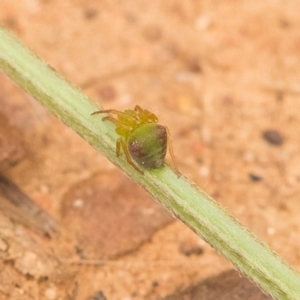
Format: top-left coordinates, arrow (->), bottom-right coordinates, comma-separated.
91,109 -> 124,116
165,126 -> 180,175
92,109 -> 139,121
92,113 -> 132,132
92,110 -> 123,126
92,109 -> 139,125
101,115 -> 125,127
120,138 -> 144,174
134,105 -> 157,123
116,139 -> 121,157
134,105 -> 143,112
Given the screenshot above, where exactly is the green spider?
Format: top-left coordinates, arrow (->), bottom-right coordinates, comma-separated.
91,105 -> 178,174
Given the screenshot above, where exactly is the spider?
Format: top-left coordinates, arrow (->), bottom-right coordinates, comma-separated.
91,105 -> 178,174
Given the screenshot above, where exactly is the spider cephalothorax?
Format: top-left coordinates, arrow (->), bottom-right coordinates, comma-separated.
92,105 -> 177,173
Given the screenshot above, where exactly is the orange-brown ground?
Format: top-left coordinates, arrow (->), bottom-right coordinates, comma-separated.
1,1 -> 300,299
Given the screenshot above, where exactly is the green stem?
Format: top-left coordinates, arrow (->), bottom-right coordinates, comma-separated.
0,26 -> 299,300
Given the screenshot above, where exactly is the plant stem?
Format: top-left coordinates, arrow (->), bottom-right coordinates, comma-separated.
0,26 -> 300,299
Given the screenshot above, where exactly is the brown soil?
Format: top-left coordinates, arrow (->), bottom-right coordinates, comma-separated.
1,1 -> 300,299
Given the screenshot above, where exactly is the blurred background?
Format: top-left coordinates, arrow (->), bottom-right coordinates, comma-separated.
0,1 -> 300,299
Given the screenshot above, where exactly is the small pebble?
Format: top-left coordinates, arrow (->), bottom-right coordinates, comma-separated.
267,227 -> 276,236
88,291 -> 107,300
84,9 -> 98,20
73,198 -> 84,208
45,288 -> 57,300
248,173 -> 263,182
187,57 -> 202,73
262,129 -> 284,146
179,243 -> 204,257
0,238 -> 9,252
195,14 -> 213,30
198,165 -> 210,177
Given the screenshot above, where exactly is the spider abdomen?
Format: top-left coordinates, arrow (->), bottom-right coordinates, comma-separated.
128,123 -> 167,169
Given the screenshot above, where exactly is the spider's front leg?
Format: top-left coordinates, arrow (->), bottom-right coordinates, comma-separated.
91,110 -> 124,127
165,126 -> 179,175
91,109 -> 123,116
